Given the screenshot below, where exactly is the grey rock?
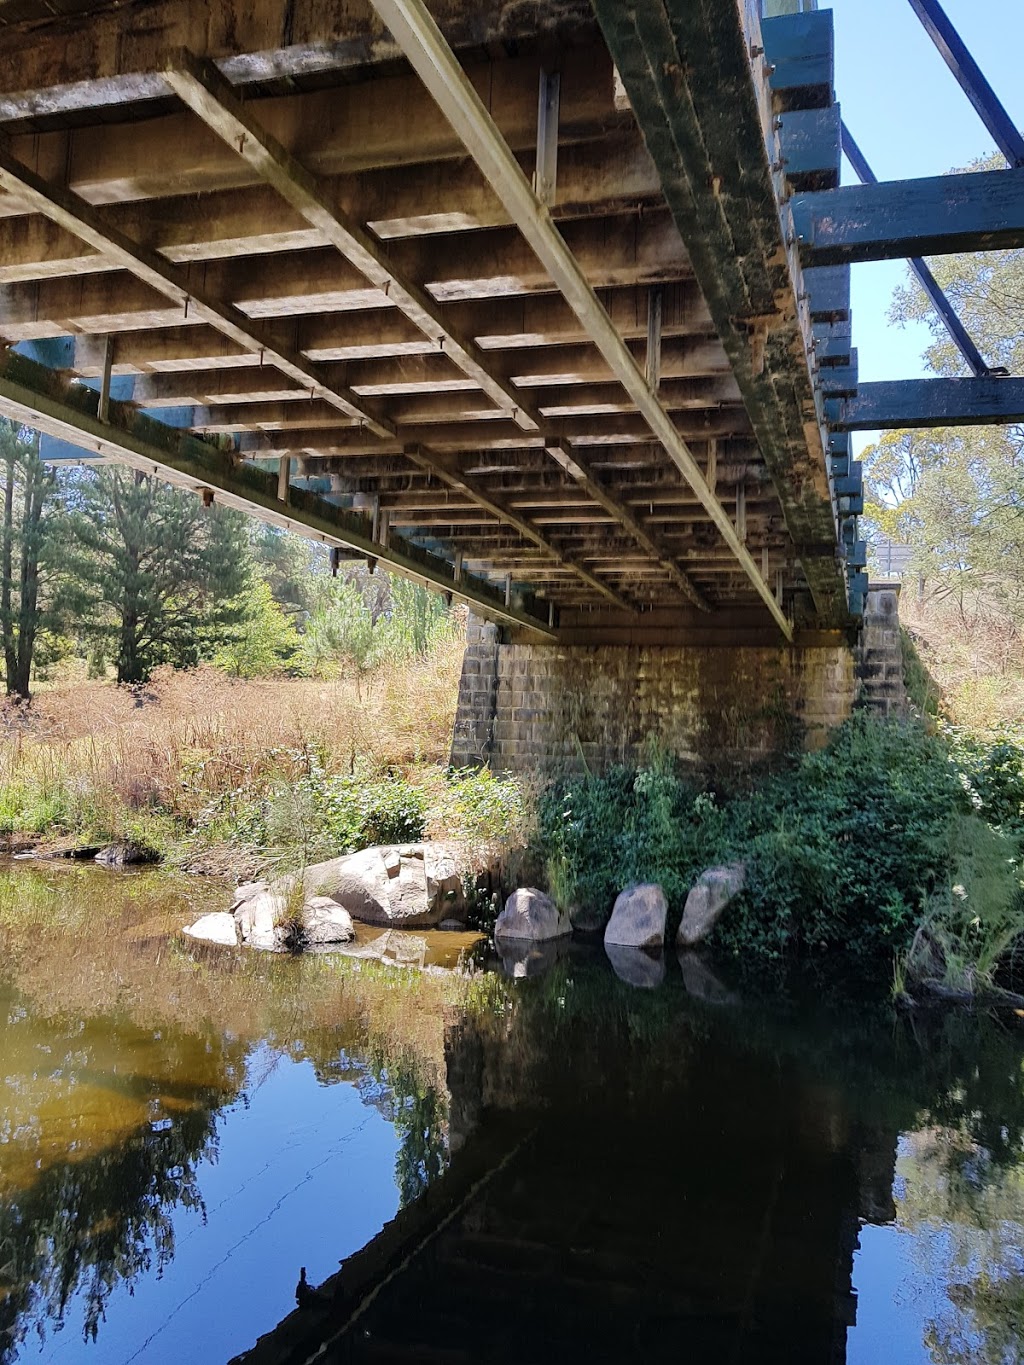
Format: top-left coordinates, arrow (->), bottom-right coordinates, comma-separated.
677,864 -> 745,947
606,943 -> 665,989
302,896 -> 355,945
604,883 -> 667,948
95,840 -> 160,867
234,890 -> 287,950
494,887 -> 570,942
678,951 -> 740,1006
183,912 -> 239,947
229,843 -> 467,941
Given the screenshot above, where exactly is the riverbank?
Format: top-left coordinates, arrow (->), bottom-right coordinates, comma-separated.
0,658 -> 529,885
3,657 -> 1024,1001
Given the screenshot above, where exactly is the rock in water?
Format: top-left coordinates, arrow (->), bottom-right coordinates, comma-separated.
302,896 -> 355,945
183,912 -> 239,947
95,840 -> 160,866
677,864 -> 745,947
604,883 -> 667,948
494,887 -> 570,942
305,844 -> 464,929
234,890 -> 287,950
229,843 -> 466,947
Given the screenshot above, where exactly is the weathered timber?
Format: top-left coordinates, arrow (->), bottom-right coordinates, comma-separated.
0,131 -> 664,253
370,0 -> 788,637
0,349 -> 555,633
592,0 -> 846,624
830,378 -> 1024,431
0,144 -> 396,438
794,167 -> 1024,266
0,0 -> 597,122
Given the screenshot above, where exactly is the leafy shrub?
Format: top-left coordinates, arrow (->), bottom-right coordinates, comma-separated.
427,767 -> 532,847
945,726 -> 1024,836
536,715 -> 970,963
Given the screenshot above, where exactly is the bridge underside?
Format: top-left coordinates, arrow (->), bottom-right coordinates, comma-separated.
0,0 -> 863,641
0,0 -> 1021,657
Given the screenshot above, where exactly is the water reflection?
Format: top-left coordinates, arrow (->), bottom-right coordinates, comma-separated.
0,865 -> 1022,1362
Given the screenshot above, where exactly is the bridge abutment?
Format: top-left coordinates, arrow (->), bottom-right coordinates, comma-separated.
451,587 -> 905,778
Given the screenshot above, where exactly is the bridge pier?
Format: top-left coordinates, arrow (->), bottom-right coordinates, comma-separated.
451,587 -> 905,777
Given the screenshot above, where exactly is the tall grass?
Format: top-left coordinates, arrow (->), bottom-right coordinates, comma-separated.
0,640 -> 471,862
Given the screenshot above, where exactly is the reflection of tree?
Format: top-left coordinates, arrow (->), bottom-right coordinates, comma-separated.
896,1127 -> 1024,1365
304,1024 -> 450,1210
0,1107 -> 220,1357
0,1002 -> 245,1361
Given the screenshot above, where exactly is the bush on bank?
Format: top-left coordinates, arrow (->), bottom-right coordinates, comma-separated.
537,713 -> 1024,984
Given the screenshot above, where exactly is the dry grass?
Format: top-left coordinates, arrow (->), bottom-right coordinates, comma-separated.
0,641 -> 464,853
901,591 -> 1024,731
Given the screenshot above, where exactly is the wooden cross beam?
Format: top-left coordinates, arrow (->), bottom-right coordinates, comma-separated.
829,378 -> 1024,431
368,0 -> 789,638
794,168 -> 1024,266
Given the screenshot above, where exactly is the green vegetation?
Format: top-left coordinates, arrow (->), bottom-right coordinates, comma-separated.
537,714 -> 1024,993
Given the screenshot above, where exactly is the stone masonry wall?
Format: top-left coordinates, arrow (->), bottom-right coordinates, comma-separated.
449,614 -> 501,769
854,585 -> 907,719
450,587 -> 904,777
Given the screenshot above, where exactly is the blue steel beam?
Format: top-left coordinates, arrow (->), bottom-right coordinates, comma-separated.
828,377 -> 1024,431
907,0 -> 1024,169
793,167 -> 1024,265
841,123 -> 992,378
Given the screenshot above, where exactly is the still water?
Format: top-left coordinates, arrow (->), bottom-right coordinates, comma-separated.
0,864 -> 1022,1364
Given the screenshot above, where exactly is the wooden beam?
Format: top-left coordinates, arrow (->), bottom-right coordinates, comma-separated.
400,443 -> 632,609
369,0 -> 791,636
165,51 -> 558,432
829,378 -> 1024,430
0,4 -> 599,124
591,0 -> 845,626
0,348 -> 554,635
0,141 -> 398,440
793,167 -> 1024,266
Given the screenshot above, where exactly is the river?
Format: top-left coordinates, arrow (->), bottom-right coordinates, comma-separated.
0,862 -> 1021,1364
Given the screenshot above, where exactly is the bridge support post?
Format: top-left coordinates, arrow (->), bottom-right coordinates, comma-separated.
450,613 -> 502,769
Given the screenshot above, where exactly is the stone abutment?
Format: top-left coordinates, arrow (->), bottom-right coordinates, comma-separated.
451,587 -> 906,777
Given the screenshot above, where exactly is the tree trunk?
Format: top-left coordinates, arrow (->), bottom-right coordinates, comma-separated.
1,448 -> 16,692
11,460 -> 48,698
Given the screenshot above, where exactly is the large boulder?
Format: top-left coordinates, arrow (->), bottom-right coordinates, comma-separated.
230,843 -> 465,942
677,864 -> 745,947
233,889 -> 287,950
494,887 -> 569,942
183,912 -> 239,947
604,883 -> 667,948
305,844 -> 464,929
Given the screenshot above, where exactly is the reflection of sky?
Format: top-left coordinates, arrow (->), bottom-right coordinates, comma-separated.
851,1223 -> 951,1365
28,1044 -> 401,1365
848,1132 -> 1018,1365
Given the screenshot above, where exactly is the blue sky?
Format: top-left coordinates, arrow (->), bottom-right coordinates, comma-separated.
824,0 -> 1023,397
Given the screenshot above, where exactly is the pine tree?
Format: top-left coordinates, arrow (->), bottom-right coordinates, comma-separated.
61,468 -> 252,684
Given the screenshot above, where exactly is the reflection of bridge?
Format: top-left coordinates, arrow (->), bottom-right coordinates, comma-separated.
231,989 -> 898,1365
0,0 -> 1019,762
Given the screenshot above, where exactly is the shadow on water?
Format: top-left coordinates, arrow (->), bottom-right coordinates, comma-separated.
0,864 -> 1023,1362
